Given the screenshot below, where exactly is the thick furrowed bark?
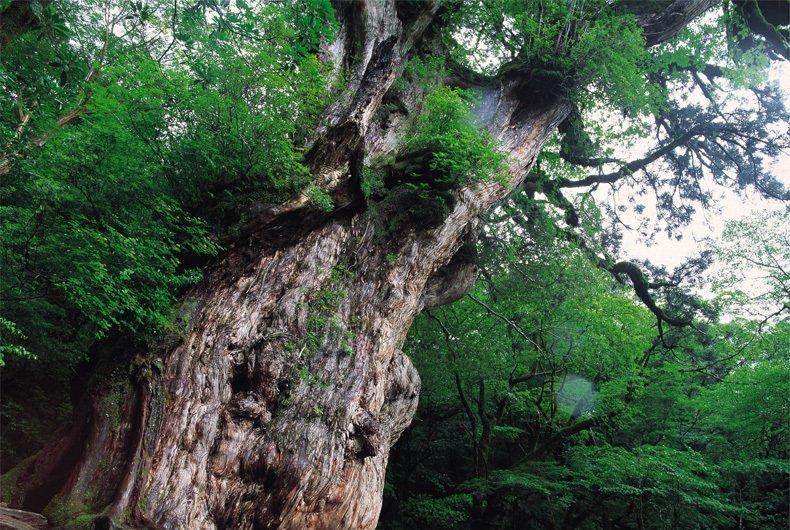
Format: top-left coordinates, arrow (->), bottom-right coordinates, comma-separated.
3,3 -> 568,519
5,94 -> 565,528
135,88 -> 562,526
148,101 -> 562,528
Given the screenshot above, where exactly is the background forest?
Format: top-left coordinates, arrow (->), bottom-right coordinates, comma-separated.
0,0 -> 788,529
379,209 -> 789,529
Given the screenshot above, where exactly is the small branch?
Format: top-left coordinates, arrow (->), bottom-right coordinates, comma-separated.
466,293 -> 543,352
557,227 -> 692,330
157,0 -> 179,63
556,124 -> 712,189
509,369 -> 562,386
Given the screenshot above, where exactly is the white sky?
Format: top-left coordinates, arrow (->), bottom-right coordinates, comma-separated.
598,61 -> 789,273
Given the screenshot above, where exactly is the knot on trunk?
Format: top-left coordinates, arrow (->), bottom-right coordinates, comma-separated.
381,351 -> 421,446
349,410 -> 381,459
422,236 -> 479,310
229,392 -> 273,426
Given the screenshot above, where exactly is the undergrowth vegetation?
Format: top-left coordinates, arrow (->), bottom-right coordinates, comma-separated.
380,204 -> 789,530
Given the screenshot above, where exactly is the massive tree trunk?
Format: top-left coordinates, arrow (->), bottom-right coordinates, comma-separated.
2,1 -> 714,528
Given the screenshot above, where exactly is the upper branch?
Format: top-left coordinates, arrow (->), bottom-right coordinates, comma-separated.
557,228 -> 692,329
609,261 -> 691,327
635,0 -> 722,46
555,124 -> 710,190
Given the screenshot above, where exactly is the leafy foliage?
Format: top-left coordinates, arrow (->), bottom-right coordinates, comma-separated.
381,199 -> 789,530
442,0 -> 660,113
365,86 -> 505,233
0,0 -> 336,366
404,87 -> 505,187
0,0 -> 336,460
713,210 -> 789,322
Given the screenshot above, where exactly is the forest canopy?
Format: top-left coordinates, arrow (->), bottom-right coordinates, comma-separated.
0,0 -> 787,529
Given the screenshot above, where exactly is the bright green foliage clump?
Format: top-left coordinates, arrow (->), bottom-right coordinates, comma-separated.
374,85 -> 505,194
404,87 -> 505,187
2,71 -> 217,356
0,0 -> 336,366
366,87 -> 505,234
568,12 -> 661,112
360,163 -> 388,201
398,493 -> 474,530
442,0 -> 661,113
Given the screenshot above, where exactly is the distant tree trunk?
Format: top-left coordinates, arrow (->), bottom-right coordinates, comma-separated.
2,1 -> 716,528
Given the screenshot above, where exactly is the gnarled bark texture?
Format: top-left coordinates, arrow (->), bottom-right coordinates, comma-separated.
3,1 -> 716,528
